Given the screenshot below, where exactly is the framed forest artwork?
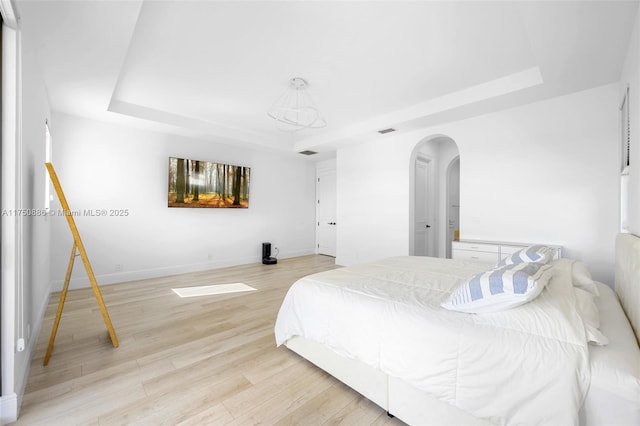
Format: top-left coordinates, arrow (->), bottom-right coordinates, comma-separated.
168,157 -> 250,208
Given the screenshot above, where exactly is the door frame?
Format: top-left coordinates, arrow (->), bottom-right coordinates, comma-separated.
413,154 -> 436,256
409,135 -> 441,256
445,156 -> 460,258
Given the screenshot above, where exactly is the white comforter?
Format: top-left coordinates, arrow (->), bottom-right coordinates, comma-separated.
274,256 -> 590,425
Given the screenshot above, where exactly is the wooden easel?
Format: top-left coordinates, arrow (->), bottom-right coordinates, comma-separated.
43,162 -> 119,365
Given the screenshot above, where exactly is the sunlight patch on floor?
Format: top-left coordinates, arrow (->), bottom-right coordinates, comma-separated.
172,283 -> 257,298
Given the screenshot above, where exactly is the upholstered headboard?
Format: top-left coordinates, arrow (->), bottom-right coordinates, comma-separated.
614,233 -> 640,344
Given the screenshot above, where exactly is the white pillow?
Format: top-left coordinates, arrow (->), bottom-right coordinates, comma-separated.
574,287 -> 608,345
497,245 -> 556,268
571,260 -> 599,296
442,262 -> 553,314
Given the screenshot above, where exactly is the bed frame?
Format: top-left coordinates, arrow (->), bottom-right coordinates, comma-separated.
285,336 -> 492,425
284,233 -> 640,425
614,233 -> 640,344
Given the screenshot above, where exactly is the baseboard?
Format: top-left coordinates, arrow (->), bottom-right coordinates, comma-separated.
0,393 -> 18,425
51,248 -> 316,290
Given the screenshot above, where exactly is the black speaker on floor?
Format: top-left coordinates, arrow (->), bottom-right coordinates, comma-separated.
262,242 -> 277,265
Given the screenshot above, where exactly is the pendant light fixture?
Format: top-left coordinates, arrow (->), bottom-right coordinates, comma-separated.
267,77 -> 327,132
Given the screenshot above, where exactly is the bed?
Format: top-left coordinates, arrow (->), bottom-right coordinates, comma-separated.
274,235 -> 640,425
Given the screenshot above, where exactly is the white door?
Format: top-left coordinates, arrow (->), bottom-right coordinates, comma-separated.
414,156 -> 436,257
317,168 -> 337,257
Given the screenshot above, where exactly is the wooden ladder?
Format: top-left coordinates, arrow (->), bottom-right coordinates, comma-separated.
43,162 -> 118,366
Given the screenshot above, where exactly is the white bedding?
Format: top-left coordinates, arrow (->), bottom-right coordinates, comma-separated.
274,256 -> 591,425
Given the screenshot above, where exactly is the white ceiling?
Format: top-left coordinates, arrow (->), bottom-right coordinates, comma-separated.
17,0 -> 639,158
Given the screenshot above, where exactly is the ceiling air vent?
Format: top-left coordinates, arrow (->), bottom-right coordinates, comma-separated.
299,150 -> 318,156
377,127 -> 396,134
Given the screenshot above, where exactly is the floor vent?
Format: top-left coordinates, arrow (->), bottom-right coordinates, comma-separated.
378,127 -> 396,134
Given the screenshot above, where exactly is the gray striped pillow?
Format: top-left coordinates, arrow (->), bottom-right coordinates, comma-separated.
442,262 -> 553,313
497,245 -> 556,268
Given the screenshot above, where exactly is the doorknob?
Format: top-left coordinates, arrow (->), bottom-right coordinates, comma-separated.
426,225 -> 431,228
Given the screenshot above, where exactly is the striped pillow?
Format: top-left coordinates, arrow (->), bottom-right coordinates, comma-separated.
497,245 -> 556,268
442,262 -> 553,313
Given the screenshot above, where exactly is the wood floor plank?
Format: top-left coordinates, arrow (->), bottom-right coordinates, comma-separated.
221,355 -> 324,417
326,394 -> 393,426
273,381 -> 359,425
225,365 -> 337,425
175,402 -> 235,426
14,255 -> 406,425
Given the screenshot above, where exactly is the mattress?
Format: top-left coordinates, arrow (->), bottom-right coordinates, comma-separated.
275,256 -> 591,425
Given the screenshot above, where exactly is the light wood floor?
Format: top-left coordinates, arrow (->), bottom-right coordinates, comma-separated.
15,255 -> 405,426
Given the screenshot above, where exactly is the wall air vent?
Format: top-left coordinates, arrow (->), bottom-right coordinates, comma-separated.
299,150 -> 318,156
377,127 -> 396,134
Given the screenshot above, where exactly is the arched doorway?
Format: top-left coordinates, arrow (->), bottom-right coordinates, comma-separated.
409,135 -> 460,258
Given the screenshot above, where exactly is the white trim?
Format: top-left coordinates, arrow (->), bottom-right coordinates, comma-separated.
1,0 -> 21,418
0,393 -> 18,425
1,22 -> 18,405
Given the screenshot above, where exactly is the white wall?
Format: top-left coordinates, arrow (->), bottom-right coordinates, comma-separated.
49,114 -> 317,289
337,139 -> 410,265
621,6 -> 640,236
337,83 -> 619,284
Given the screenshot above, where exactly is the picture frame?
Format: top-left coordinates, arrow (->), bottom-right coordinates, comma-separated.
168,157 -> 250,208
